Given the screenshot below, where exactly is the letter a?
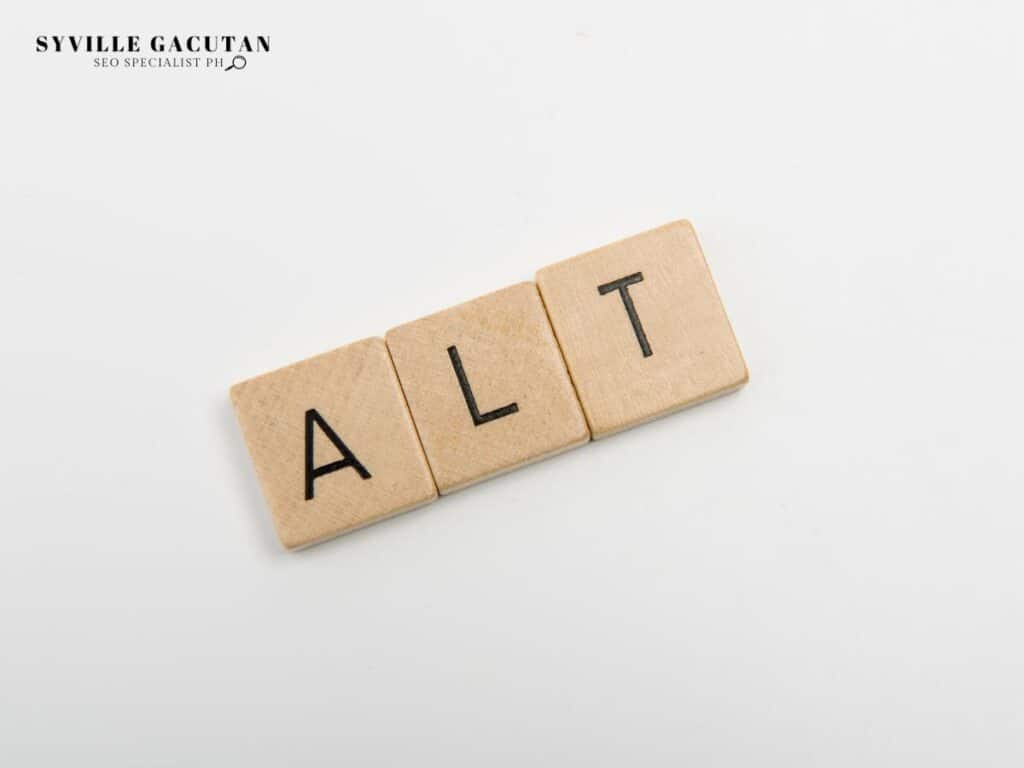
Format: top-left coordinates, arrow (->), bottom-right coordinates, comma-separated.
304,408 -> 371,500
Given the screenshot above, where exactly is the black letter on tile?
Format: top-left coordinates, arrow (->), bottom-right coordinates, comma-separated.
447,345 -> 519,426
304,408 -> 371,500
598,272 -> 652,357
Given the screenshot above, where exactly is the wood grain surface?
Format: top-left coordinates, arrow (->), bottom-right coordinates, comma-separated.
536,220 -> 747,438
386,282 -> 590,494
230,338 -> 437,549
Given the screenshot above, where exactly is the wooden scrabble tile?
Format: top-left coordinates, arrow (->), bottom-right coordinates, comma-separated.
230,338 -> 437,549
536,220 -> 748,438
385,282 -> 589,494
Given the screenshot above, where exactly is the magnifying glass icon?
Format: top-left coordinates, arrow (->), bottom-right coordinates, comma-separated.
225,55 -> 247,72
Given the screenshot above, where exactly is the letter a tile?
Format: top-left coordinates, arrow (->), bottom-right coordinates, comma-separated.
536,220 -> 748,438
230,338 -> 437,549
386,283 -> 590,494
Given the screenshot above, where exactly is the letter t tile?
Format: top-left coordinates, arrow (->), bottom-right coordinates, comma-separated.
536,220 -> 748,438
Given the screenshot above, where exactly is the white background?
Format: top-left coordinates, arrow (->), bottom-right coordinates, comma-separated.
2,2 -> 1022,765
